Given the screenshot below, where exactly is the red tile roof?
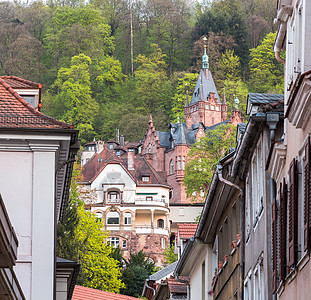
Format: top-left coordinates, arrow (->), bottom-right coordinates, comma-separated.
0,78 -> 73,129
0,76 -> 42,89
177,223 -> 198,239
167,277 -> 188,294
72,285 -> 141,300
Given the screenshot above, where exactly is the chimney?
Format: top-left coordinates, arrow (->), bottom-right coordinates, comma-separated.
120,135 -> 125,147
128,149 -> 134,170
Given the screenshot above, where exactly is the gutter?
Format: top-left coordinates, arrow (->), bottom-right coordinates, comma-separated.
175,275 -> 190,300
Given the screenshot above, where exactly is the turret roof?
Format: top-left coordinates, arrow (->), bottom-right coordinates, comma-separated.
190,69 -> 220,105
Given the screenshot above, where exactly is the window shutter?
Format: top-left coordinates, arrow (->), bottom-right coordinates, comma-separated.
288,159 -> 298,268
279,180 -> 287,281
272,197 -> 277,292
304,136 -> 311,251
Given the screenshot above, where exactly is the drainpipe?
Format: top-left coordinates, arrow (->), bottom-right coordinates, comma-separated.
217,165 -> 244,300
145,280 -> 156,299
175,275 -> 190,300
266,114 -> 280,300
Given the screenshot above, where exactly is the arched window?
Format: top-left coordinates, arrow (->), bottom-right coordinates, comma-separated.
107,190 -> 120,204
107,211 -> 120,225
170,160 -> 174,174
124,212 -> 132,225
94,211 -> 103,222
157,219 -> 164,228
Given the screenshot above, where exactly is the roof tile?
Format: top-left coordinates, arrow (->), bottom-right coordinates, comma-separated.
72,285 -> 141,300
0,78 -> 73,129
177,223 -> 198,239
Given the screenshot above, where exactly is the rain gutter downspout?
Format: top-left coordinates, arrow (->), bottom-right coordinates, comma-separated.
217,165 -> 244,300
145,280 -> 156,298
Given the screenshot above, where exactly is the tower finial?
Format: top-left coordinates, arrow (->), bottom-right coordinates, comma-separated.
202,36 -> 209,69
184,89 -> 189,108
234,95 -> 239,110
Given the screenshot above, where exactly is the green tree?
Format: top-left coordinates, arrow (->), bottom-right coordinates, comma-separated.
223,79 -> 248,119
133,44 -> 173,115
249,31 -> 284,93
163,245 -> 178,265
44,54 -> 99,144
171,73 -> 199,122
184,124 -> 236,202
57,163 -> 124,292
121,250 -> 155,297
43,4 -> 114,78
218,49 -> 241,84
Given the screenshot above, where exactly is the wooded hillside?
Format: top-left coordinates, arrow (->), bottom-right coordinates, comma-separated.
0,0 -> 283,143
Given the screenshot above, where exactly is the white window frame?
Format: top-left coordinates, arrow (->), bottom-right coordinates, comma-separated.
107,211 -> 120,225
108,237 -> 120,248
124,212 -> 132,225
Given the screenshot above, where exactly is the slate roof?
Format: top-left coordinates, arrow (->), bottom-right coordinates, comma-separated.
190,69 -> 220,105
149,261 -> 178,281
178,223 -> 198,239
248,93 -> 284,105
0,78 -> 73,129
72,286 -> 141,300
0,75 -> 42,89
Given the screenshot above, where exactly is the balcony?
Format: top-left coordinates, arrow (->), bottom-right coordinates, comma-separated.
106,198 -> 121,205
134,197 -> 167,207
135,225 -> 169,235
0,194 -> 18,268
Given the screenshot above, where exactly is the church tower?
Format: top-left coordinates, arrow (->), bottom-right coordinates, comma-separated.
184,41 -> 227,128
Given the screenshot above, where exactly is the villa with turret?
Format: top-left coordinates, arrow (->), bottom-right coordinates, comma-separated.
80,45 -> 243,259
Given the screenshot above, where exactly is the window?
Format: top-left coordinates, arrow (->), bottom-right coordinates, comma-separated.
107,211 -> 120,225
95,211 -> 103,221
244,271 -> 252,300
107,191 -> 121,204
182,156 -> 186,170
216,106 -> 220,111
251,140 -> 264,226
161,238 -> 166,249
124,212 -> 132,225
109,144 -> 113,149
206,105 -> 210,110
108,237 -> 119,248
245,175 -> 251,241
170,160 -> 174,174
178,156 -> 182,170
122,240 -> 127,248
142,176 -> 150,182
179,208 -> 184,216
211,105 -> 215,110
157,219 -> 164,228
23,95 -> 35,107
253,260 -> 264,300
146,196 -> 153,201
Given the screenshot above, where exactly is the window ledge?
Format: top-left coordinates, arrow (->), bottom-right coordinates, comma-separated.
298,251 -> 310,271
286,267 -> 297,285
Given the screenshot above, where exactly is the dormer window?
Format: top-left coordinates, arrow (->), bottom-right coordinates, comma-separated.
109,144 -> 113,150
142,176 -> 150,182
23,95 -> 35,107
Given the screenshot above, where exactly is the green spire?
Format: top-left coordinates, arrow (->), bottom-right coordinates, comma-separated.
202,45 -> 209,69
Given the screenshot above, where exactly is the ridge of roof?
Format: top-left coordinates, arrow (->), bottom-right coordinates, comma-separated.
72,285 -> 141,300
0,75 -> 42,88
0,78 -> 73,129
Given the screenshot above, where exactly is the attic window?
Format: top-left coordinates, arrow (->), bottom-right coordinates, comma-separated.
109,144 -> 113,150
142,176 -> 150,182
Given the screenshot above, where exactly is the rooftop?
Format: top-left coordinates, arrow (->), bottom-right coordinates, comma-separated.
0,78 -> 72,129
248,93 -> 284,105
0,75 -> 42,89
177,223 -> 198,239
149,261 -> 178,281
72,286 -> 141,300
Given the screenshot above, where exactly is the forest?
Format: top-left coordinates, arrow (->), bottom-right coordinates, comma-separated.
0,0 -> 284,144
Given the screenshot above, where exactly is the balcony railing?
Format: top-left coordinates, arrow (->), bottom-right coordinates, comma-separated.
135,225 -> 169,235
106,198 -> 121,204
134,198 -> 167,206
